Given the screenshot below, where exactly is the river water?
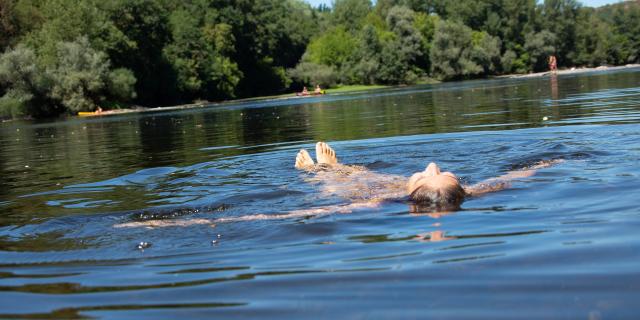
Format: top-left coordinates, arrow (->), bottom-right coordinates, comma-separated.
1,68 -> 640,319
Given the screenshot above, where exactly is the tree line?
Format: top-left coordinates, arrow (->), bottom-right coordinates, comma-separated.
0,0 -> 639,118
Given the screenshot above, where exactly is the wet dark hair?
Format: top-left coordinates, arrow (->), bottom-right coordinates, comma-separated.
409,183 -> 466,208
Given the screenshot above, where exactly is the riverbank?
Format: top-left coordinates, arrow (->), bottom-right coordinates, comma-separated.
97,64 -> 640,117
221,84 -> 389,104
504,64 -> 640,79
10,65 -> 640,121
70,84 -> 390,118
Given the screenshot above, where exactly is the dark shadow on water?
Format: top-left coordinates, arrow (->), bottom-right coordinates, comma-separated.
0,267 -> 389,295
158,266 -> 250,275
0,302 -> 246,320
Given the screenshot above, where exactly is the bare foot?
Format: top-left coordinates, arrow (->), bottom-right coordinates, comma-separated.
315,142 -> 338,165
295,149 -> 315,169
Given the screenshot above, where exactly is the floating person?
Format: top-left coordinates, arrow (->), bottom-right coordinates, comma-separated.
294,142 -> 561,213
115,142 -> 561,229
314,84 -> 322,94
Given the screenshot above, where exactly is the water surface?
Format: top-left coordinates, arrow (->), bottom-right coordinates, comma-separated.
1,69 -> 640,319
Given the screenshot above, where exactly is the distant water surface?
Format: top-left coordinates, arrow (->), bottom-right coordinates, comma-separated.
1,69 -> 640,319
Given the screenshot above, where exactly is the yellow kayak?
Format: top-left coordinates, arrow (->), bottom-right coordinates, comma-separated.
78,111 -> 100,117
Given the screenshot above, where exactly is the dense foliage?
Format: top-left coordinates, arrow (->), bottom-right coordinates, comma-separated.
1,0 -> 639,118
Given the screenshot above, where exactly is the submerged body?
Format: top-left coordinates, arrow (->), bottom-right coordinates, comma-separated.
116,142 -> 559,228
295,142 -> 558,213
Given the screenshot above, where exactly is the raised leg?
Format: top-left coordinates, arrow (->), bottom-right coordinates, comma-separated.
295,149 -> 315,169
315,141 -> 338,165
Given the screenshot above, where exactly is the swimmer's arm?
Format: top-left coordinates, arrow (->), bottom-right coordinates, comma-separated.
464,159 -> 563,197
283,200 -> 383,216
215,201 -> 381,222
113,201 -> 383,228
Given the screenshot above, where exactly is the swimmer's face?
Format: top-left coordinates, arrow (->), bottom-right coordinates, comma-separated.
407,162 -> 465,207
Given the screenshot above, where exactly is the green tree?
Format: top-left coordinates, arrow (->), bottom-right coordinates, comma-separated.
0,37 -> 136,117
0,0 -> 44,51
377,6 -> 422,83
413,12 -> 438,71
439,0 -> 490,31
106,0 -> 176,105
305,25 -> 357,71
107,68 -> 137,102
345,24 -> 383,84
48,37 -> 136,112
496,0 -> 537,51
163,6 -> 241,100
0,45 -> 54,117
524,30 -> 557,72
0,0 -> 19,51
470,31 -> 502,75
332,0 -> 372,31
23,0 -> 132,67
287,62 -> 338,87
223,0 -> 317,96
429,20 -> 482,79
608,2 -> 640,63
48,38 -> 112,112
538,0 -> 580,67
573,8 -> 612,67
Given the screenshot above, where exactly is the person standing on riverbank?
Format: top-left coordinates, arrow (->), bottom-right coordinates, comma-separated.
549,55 -> 558,73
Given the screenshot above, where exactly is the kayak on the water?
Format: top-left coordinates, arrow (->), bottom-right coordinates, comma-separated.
296,85 -> 325,96
296,90 -> 326,96
78,108 -> 129,117
78,111 -> 102,117
78,106 -> 104,117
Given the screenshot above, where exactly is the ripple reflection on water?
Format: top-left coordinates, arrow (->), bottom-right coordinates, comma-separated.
1,69 -> 640,318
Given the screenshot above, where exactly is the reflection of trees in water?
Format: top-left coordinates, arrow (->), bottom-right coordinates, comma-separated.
138,115 -> 182,168
430,81 -> 546,128
0,120 -> 148,223
232,71 -> 640,145
550,74 -> 558,101
240,106 -> 284,145
304,96 -> 437,141
0,133 -> 13,201
544,71 -> 640,122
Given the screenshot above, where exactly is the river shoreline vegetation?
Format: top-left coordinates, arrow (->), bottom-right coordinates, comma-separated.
0,0 -> 639,119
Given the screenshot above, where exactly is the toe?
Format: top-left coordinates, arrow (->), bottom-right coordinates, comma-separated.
315,142 -> 323,153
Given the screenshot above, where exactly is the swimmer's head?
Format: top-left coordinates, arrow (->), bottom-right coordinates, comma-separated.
407,162 -> 466,208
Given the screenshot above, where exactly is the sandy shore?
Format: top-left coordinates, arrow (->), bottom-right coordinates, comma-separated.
504,64 -> 640,79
